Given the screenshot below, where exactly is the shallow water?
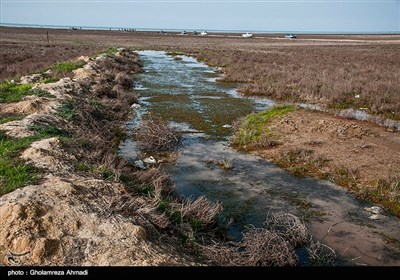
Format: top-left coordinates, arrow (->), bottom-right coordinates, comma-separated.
119,51 -> 400,266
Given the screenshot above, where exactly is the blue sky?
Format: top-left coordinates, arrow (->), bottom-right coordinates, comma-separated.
1,0 -> 399,32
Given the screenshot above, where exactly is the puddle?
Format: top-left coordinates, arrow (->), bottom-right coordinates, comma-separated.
119,51 -> 400,266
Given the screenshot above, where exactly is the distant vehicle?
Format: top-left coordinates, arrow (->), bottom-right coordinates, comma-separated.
193,31 -> 198,35
285,34 -> 297,39
242,32 -> 253,38
200,31 -> 208,36
180,31 -> 188,35
158,30 -> 167,34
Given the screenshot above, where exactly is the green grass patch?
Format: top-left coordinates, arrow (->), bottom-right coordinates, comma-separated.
383,111 -> 400,121
357,177 -> 400,217
104,47 -> 118,56
0,116 -> 72,195
90,47 -> 118,59
75,161 -> 96,173
33,90 -> 55,99
232,105 -> 295,148
0,114 -> 26,124
51,61 -> 85,74
42,77 -> 60,84
31,124 -> 68,138
0,82 -> 33,103
0,82 -> 55,103
57,99 -> 76,121
166,51 -> 185,56
0,132 -> 39,195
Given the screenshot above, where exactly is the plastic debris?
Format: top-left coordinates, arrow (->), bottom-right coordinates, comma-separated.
364,206 -> 383,215
143,156 -> 156,164
368,214 -> 380,220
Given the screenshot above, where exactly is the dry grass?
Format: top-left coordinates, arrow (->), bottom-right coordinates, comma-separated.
2,26 -> 399,119
217,157 -> 233,171
201,226 -> 298,266
196,46 -> 400,120
240,227 -> 298,266
306,240 -> 337,266
60,49 -> 141,178
265,212 -> 309,248
357,176 -> 400,216
200,212 -> 320,266
180,196 -> 223,226
276,148 -> 330,178
135,116 -> 181,152
0,41 -> 101,81
135,168 -> 175,199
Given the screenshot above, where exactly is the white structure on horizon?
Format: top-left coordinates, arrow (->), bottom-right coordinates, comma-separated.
242,32 -> 253,38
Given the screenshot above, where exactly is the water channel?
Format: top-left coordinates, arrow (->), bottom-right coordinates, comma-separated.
119,51 -> 400,266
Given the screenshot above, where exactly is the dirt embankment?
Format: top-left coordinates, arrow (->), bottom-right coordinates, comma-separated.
240,109 -> 400,216
0,50 -> 197,265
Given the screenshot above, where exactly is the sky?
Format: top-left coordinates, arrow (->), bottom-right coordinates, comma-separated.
1,0 -> 399,33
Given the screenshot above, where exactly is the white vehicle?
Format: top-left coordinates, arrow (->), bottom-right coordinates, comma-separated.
285,34 -> 297,39
200,31 -> 208,36
242,32 -> 253,38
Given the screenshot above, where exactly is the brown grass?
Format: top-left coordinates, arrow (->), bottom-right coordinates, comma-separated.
135,116 -> 181,152
180,196 -> 223,226
135,167 -> 175,199
2,26 -> 399,119
265,212 -> 309,248
196,46 -> 400,119
0,41 -> 101,81
201,226 -> 298,266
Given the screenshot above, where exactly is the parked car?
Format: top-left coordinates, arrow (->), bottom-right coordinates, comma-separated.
285,34 -> 297,39
200,31 -> 208,36
180,31 -> 188,35
242,32 -> 253,38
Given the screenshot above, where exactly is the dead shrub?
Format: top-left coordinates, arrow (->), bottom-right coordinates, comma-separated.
202,227 -> 297,266
135,168 -> 175,198
111,84 -> 125,97
136,116 -> 181,152
114,73 -> 133,90
265,212 -> 309,247
102,69 -> 118,83
92,82 -> 115,98
252,133 -> 279,149
109,194 -> 170,233
240,227 -> 297,266
118,90 -> 138,106
306,240 -> 337,266
180,196 -> 222,226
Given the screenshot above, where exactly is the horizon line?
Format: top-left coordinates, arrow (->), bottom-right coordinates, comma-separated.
1,22 -> 399,35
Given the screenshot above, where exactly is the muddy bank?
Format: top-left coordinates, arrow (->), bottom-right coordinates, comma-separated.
238,109 -> 400,216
